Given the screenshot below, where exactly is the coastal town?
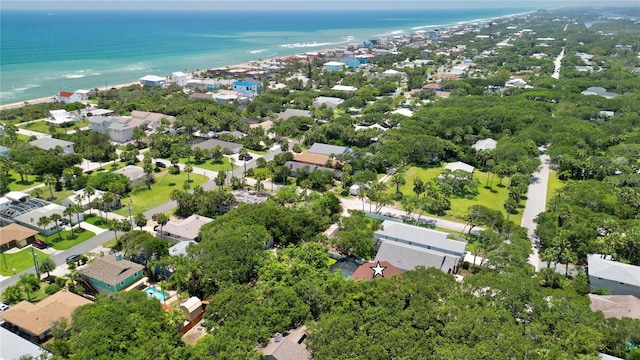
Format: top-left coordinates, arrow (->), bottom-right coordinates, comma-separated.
0,6 -> 639,360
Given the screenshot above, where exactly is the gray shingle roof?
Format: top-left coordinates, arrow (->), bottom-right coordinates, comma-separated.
471,138 -> 497,151
588,254 -> 640,287
374,241 -> 460,272
376,220 -> 466,256
277,108 -> 312,120
79,256 -> 144,286
29,137 -> 74,151
308,143 -> 349,156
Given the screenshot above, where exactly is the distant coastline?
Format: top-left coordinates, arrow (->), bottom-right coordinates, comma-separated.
0,8 -> 535,108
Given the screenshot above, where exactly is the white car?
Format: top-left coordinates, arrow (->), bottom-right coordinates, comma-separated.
0,303 -> 9,312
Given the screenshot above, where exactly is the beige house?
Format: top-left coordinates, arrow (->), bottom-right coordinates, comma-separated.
0,290 -> 92,342
0,223 -> 38,251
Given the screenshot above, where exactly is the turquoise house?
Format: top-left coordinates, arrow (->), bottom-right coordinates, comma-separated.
79,255 -> 144,294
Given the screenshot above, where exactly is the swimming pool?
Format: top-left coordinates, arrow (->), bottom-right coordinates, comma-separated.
143,286 -> 169,302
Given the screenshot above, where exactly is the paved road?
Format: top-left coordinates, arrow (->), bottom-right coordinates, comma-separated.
552,47 -> 564,80
520,151 -> 552,271
0,229 -> 121,289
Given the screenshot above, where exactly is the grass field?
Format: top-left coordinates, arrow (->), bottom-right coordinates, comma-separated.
38,228 -> 95,250
29,187 -> 74,205
389,166 -> 522,225
545,170 -> 565,211
178,156 -> 236,172
0,248 -> 50,276
113,171 -> 208,216
18,119 -> 90,135
84,214 -> 109,229
5,170 -> 42,192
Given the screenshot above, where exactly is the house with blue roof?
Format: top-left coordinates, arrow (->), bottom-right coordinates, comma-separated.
232,80 -> 261,98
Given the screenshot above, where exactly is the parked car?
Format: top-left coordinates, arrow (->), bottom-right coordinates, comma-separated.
32,239 -> 47,249
66,254 -> 81,264
155,161 -> 167,168
239,154 -> 253,161
0,303 -> 9,312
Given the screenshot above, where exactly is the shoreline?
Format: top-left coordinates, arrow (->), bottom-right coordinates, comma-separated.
0,10 -> 537,111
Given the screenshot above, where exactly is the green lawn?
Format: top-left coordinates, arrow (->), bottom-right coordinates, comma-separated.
0,248 -> 50,276
5,170 -> 42,191
38,228 -> 95,250
30,187 -> 74,205
113,171 -> 208,216
18,119 -> 90,135
545,170 -> 565,211
178,156 -> 236,172
389,166 -> 522,225
83,214 -> 109,229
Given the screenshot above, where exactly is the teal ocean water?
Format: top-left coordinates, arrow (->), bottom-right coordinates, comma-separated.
0,8 -> 531,105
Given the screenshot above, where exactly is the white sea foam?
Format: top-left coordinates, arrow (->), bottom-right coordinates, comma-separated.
374,29 -> 406,37
13,84 -> 40,92
279,42 -> 334,49
249,49 -> 267,54
64,74 -> 85,79
412,24 -> 445,30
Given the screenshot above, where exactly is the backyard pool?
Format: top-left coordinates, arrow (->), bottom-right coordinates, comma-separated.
143,286 -> 169,302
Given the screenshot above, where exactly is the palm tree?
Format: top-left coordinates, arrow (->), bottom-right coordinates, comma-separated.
63,206 -> 75,235
43,173 -> 57,200
37,216 -> 51,246
50,213 -> 63,241
184,164 -> 193,183
38,257 -> 56,278
84,186 -> 95,214
156,213 -> 169,238
18,274 -> 40,302
72,204 -> 84,232
102,192 -> 114,212
108,219 -> 121,242
62,167 -> 75,189
134,213 -> 147,229
413,177 -> 425,198
390,173 -> 406,193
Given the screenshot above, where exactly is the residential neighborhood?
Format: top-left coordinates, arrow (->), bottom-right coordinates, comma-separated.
0,6 -> 639,360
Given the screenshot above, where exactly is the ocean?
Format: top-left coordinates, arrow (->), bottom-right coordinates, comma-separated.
0,8 -> 532,105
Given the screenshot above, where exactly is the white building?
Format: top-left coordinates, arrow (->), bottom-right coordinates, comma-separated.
588,254 -> 640,298
171,72 -> 189,86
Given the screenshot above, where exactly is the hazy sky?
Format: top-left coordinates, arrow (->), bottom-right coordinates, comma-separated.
2,0 -> 639,10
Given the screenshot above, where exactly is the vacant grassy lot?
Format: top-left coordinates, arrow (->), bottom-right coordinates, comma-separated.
545,170 -> 565,211
178,156 -> 236,172
29,187 -> 74,204
388,166 -> 521,224
0,248 -> 50,276
113,171 -> 208,216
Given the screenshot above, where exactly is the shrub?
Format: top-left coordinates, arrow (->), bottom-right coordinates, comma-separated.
45,283 -> 61,296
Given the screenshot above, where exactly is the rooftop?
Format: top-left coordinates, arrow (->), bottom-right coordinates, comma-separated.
444,161 -> 475,173
0,290 -> 92,337
0,223 -> 39,246
29,138 -> 74,151
351,260 -> 404,281
588,294 -> 640,319
162,214 -> 213,241
376,220 -> 466,255
79,255 -> 144,286
588,254 -> 640,287
308,143 -> 349,156
471,138 -> 497,151
374,240 -> 460,273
